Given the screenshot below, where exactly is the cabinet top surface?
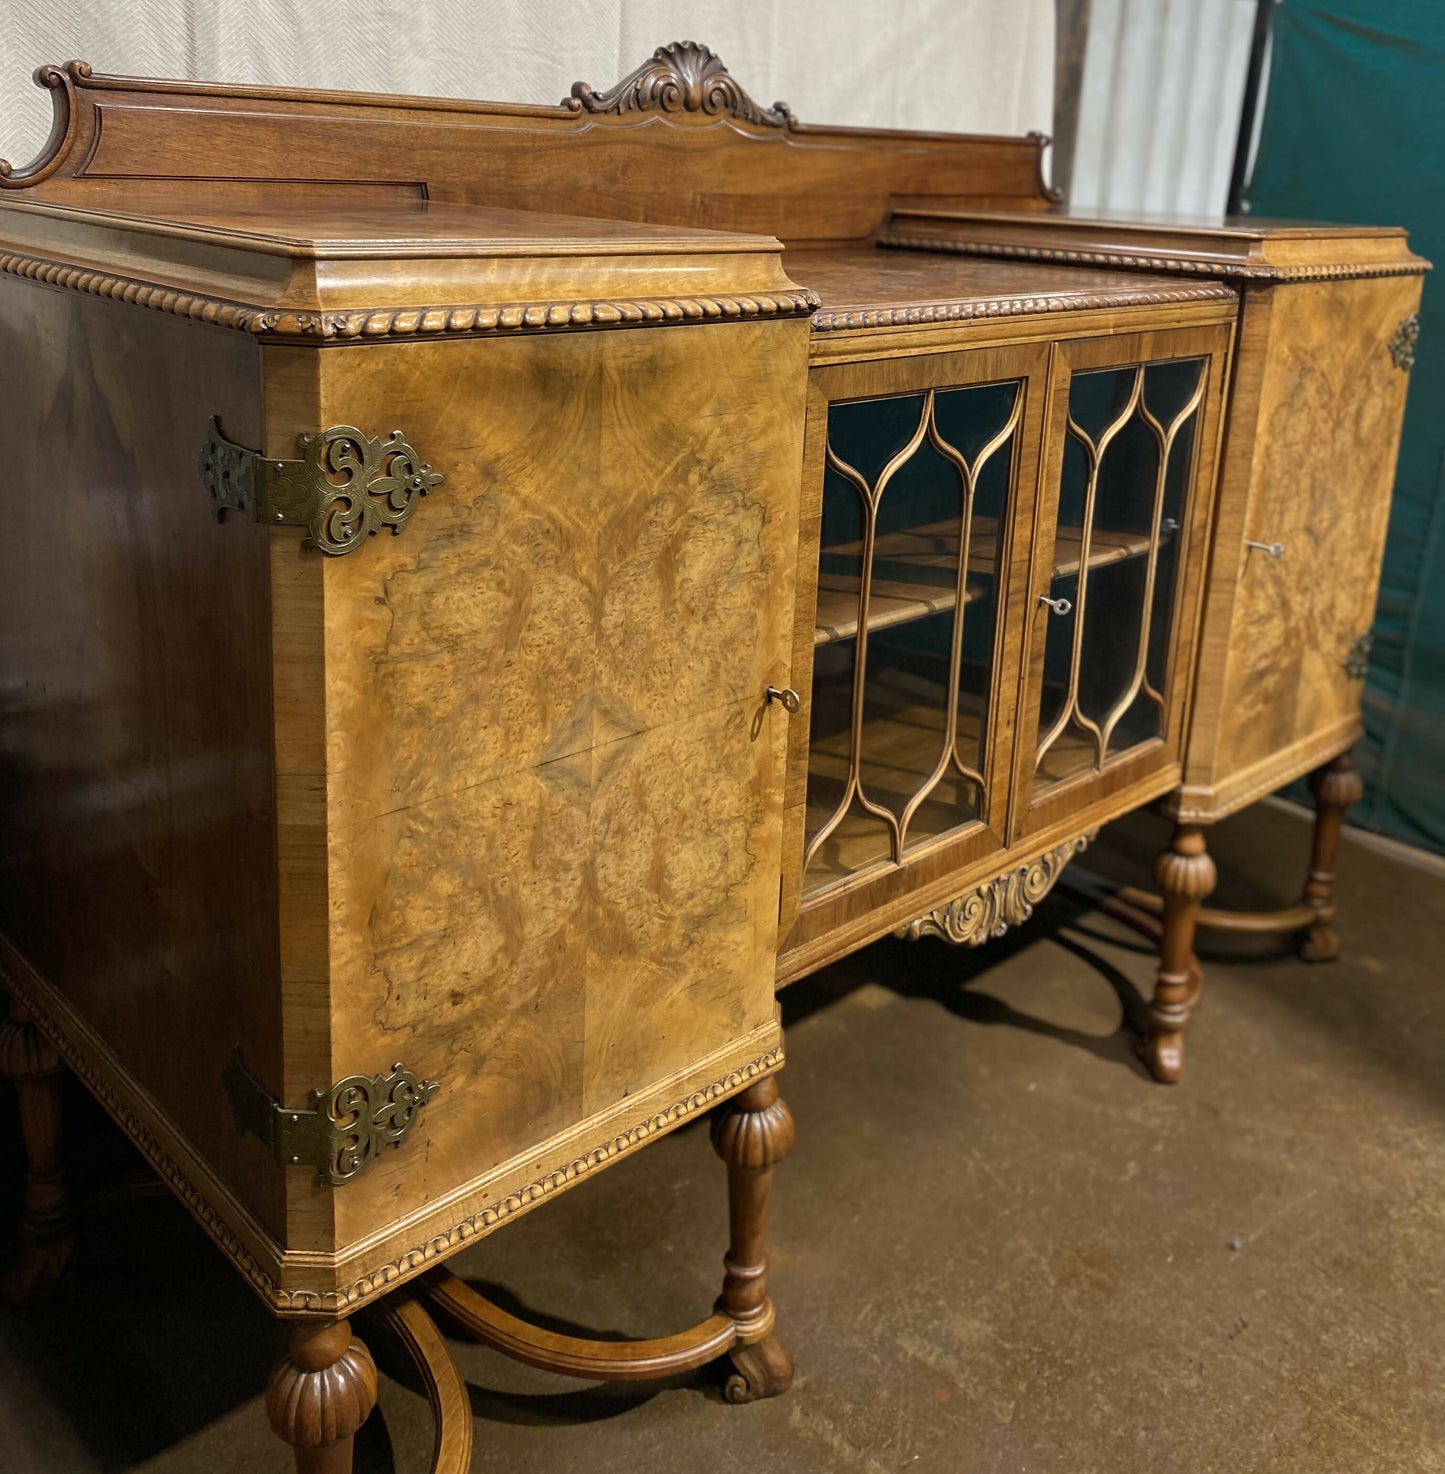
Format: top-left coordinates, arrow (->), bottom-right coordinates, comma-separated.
792,247 -> 1237,332
883,205 -> 1430,281
899,204 -> 1409,241
0,193 -> 779,258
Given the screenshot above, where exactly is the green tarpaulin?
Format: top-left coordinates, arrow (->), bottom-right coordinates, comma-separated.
1247,0 -> 1444,851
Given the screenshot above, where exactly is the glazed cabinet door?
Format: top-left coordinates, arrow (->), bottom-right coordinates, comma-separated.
780,343 -> 1050,952
1012,325 -> 1231,841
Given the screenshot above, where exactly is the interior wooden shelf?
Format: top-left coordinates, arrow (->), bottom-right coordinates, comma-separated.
803,667 -> 988,889
802,663 -> 1106,891
814,517 -> 1162,645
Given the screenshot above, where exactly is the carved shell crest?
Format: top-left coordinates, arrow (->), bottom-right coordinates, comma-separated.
567,40 -> 796,129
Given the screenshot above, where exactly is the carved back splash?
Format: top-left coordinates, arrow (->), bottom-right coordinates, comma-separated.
0,43 -> 1052,244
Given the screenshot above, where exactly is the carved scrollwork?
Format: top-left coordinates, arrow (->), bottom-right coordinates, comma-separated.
894,832 -> 1097,947
566,41 -> 796,129
0,62 -> 90,189
1028,131 -> 1065,204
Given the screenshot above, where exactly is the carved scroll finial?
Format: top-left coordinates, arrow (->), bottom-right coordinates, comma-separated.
0,62 -> 91,189
1029,131 -> 1065,205
566,41 -> 796,129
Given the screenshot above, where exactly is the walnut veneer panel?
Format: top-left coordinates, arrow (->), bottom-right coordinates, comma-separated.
0,279 -> 285,1235
285,322 -> 806,1251
1179,275 -> 1422,818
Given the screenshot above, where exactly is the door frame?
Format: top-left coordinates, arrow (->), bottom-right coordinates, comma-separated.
1007,323 -> 1233,846
778,340 -> 1052,956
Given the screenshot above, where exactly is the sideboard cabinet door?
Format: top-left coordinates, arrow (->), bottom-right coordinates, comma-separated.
780,343 -> 1050,937
1203,276 -> 1420,800
1011,325 -> 1231,843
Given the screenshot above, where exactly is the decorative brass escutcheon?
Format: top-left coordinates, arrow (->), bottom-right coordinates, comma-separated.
1389,312 -> 1420,371
200,417 -> 443,555
223,1049 -> 440,1186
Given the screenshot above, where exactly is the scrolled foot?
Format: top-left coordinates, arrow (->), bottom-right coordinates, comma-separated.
1,1238 -> 71,1306
1298,923 -> 1341,963
1139,1028 -> 1183,1085
724,1333 -> 794,1404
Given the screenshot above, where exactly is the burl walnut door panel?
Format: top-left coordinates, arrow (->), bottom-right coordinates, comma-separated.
1012,325 -> 1231,842
270,321 -> 808,1247
779,343 -> 1050,955
1211,277 -> 1421,797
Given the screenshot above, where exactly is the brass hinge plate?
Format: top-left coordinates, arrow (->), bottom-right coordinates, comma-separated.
223,1049 -> 440,1187
199,418 -> 443,555
1389,312 -> 1420,371
1343,629 -> 1374,680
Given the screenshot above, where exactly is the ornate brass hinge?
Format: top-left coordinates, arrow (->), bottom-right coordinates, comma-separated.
199,418 -> 443,555
1389,312 -> 1420,371
1343,629 -> 1373,680
223,1049 -> 440,1186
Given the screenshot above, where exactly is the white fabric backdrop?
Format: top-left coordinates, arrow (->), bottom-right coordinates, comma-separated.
1071,0 -> 1256,217
0,0 -> 1054,173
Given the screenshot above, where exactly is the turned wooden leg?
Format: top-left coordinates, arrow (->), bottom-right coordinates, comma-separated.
1298,753 -> 1364,963
1142,824 -> 1217,1085
266,1318 -> 378,1474
0,1002 -> 71,1304
710,1074 -> 795,1404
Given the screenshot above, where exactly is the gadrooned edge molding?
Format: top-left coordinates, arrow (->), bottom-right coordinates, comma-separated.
877,231 -> 1432,284
810,281 -> 1237,332
0,248 -> 821,338
0,940 -> 784,1315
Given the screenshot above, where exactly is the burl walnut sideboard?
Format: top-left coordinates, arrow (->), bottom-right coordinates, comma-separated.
0,44 -> 1423,1472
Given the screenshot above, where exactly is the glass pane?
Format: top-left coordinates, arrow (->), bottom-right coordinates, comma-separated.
1034,357 -> 1205,793
804,379 -> 1021,894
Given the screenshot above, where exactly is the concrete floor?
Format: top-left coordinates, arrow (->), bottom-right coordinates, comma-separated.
3,802 -> 1443,1474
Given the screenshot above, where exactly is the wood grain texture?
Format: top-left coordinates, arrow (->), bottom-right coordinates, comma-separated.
1201,276 -> 1422,801
0,57 -> 1050,244
299,321 -> 807,1250
0,194 -> 815,345
793,247 -> 1236,331
880,206 -> 1430,281
0,279 -> 286,1236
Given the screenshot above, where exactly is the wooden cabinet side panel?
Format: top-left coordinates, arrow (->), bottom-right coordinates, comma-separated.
311,323 -> 806,1244
1210,276 -> 1422,793
0,283 -> 286,1234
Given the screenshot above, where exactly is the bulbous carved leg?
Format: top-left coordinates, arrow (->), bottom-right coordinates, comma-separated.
1142,824 -> 1217,1085
1298,753 -> 1364,963
710,1074 -> 795,1404
0,1003 -> 71,1305
266,1318 -> 378,1474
